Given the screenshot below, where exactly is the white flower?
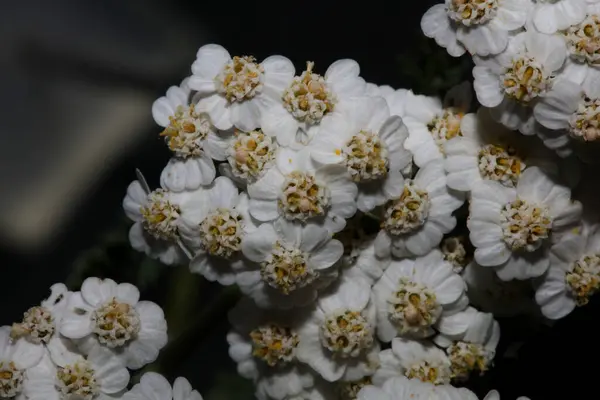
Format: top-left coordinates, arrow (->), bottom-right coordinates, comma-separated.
178,176 -> 258,285
372,338 -> 452,386
483,390 -> 531,400
260,60 -> 366,148
24,345 -> 129,400
309,96 -> 412,212
0,326 -> 44,400
188,44 -> 294,132
421,0 -> 531,57
530,0 -> 593,34
433,307 -> 500,381
462,262 -> 536,317
535,223 -> 600,319
240,219 -> 343,309
372,251 -> 468,342
357,376 -> 475,400
122,174 -> 207,265
560,9 -> 600,89
227,298 -> 315,400
248,148 -> 357,233
444,108 -> 556,193
60,278 -> 167,370
473,31 -> 566,134
440,236 -> 471,274
468,167 -> 582,281
151,77 -> 230,192
10,284 -> 71,362
296,278 -> 379,382
403,81 -> 471,168
374,160 -> 463,258
124,372 -> 202,400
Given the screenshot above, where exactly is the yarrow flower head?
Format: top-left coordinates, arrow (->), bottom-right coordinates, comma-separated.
123,372 -> 204,400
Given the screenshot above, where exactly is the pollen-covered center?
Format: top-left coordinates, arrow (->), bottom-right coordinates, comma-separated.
566,254 -> 600,306
261,241 -> 318,294
338,377 -> 372,400
278,171 -> 331,222
0,361 -> 24,398
282,61 -> 337,124
478,144 -> 523,187
387,278 -> 442,336
250,323 -> 299,367
342,130 -> 389,182
92,298 -> 141,348
569,97 -> 600,141
446,0 -> 499,26
382,181 -> 430,236
199,208 -> 243,258
500,199 -> 552,252
441,236 -> 470,274
564,14 -> 600,66
140,189 -> 181,241
228,129 -> 277,182
427,108 -> 463,151
160,105 -> 210,158
320,310 -> 373,358
56,361 -> 99,400
447,341 -> 493,381
216,56 -> 264,102
405,360 -> 452,385
11,306 -> 55,344
502,57 -> 551,103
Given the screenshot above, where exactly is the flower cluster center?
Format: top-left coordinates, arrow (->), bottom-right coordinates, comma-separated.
387,278 -> 441,336
427,108 -> 463,150
199,208 -> 243,258
447,341 -> 493,381
382,181 -> 430,236
478,144 -> 522,187
92,298 -> 141,348
261,241 -> 317,294
342,130 -> 389,182
278,171 -> 331,222
0,361 -> 24,398
216,56 -> 264,102
320,310 -> 373,358
405,360 -> 452,385
338,377 -> 372,400
250,323 -> 299,367
160,105 -> 210,158
56,361 -> 99,400
569,97 -> 600,141
140,189 -> 181,241
228,129 -> 276,182
500,199 -> 552,252
566,254 -> 600,306
564,15 -> 600,66
446,0 -> 499,26
502,57 -> 551,103
441,236 -> 470,274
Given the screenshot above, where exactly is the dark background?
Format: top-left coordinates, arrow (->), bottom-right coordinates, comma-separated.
0,1 -> 591,398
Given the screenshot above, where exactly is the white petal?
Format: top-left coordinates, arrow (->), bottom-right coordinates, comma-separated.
230,100 -> 261,132
260,104 -> 299,147
123,181 -> 147,222
525,30 -> 566,71
473,66 -> 503,107
82,278 -> 117,307
60,292 -> 94,339
457,24 -> 508,57
89,347 -> 130,393
534,80 -> 582,130
241,223 -> 278,262
191,44 -> 230,80
309,240 -> 343,270
138,372 -> 173,400
116,283 -> 140,305
196,95 -> 232,131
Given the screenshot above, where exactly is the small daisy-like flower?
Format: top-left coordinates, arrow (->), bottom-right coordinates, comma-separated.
60,278 -> 167,370
188,44 -> 295,132
433,307 -> 500,382
421,0 -> 531,57
178,177 -> 258,285
468,167 -> 582,281
295,278 -> 380,382
24,345 -> 129,400
0,326 -> 44,400
473,31 -> 567,134
444,108 -> 556,193
462,262 -> 537,317
248,148 -> 357,234
260,60 -> 366,148
530,0 -> 592,34
239,219 -> 343,309
403,81 -> 471,168
151,77 -> 230,192
372,251 -> 468,342
372,338 -> 452,387
122,174 -> 208,265
535,223 -> 600,319
123,372 -> 203,400
357,376 -> 476,400
309,96 -> 412,212
374,160 -> 463,259
227,298 -> 315,400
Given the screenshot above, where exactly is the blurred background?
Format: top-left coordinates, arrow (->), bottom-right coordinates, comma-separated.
0,1 -> 595,399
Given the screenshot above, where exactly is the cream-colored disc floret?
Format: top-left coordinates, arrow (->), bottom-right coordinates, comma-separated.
160,105 -> 210,158
338,377 -> 372,400
501,57 -> 552,103
92,298 -> 141,348
11,306 -> 55,344
278,172 -> 331,222
320,310 -> 373,358
387,278 -> 442,335
428,108 -> 463,151
564,15 -> 600,66
405,360 -> 452,385
569,97 -> 600,141
478,144 -> 522,187
566,254 -> 600,306
282,62 -> 337,124
199,208 -> 243,258
140,189 -> 181,241
215,56 -> 264,102
260,242 -> 318,294
56,361 -> 99,400
228,130 -> 277,182
447,341 -> 493,381
342,130 -> 389,182
440,236 -> 469,273
446,0 -> 499,26
382,181 -> 430,236
0,361 -> 24,398
500,199 -> 552,252
250,323 -> 299,367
